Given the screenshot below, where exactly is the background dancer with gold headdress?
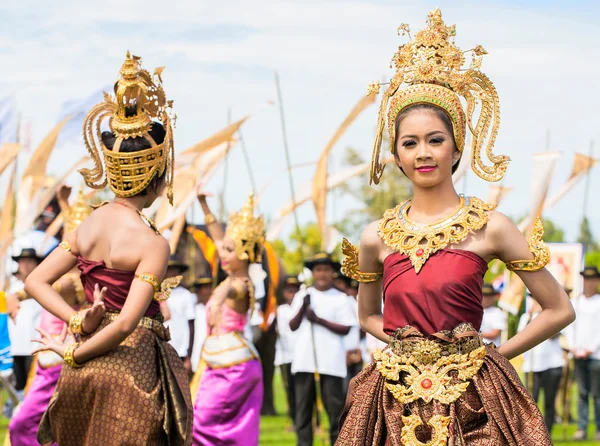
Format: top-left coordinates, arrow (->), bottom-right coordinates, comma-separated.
24,52 -> 192,446
193,187 -> 265,446
8,186 -> 91,446
337,9 -> 574,445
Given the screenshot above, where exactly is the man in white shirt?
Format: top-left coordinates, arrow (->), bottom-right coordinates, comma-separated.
6,248 -> 44,395
163,258 -> 196,373
518,296 -> 565,434
275,276 -> 301,429
480,283 -> 507,346
289,253 -> 357,446
565,266 -> 600,441
190,276 -> 212,372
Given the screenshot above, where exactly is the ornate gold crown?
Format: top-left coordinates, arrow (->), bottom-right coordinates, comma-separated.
63,190 -> 93,234
369,8 -> 510,184
225,192 -> 266,263
79,52 -> 176,204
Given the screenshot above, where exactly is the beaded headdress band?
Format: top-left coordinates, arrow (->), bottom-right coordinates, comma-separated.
79,52 -> 176,204
225,192 -> 266,263
63,190 -> 93,234
369,8 -> 510,184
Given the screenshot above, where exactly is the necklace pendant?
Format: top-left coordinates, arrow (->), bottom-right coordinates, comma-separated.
378,195 -> 495,273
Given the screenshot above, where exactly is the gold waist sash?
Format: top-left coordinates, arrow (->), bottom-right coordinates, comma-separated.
102,311 -> 171,341
374,323 -> 486,446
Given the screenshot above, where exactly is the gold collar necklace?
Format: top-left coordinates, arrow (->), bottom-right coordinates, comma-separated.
378,195 -> 495,273
113,200 -> 161,235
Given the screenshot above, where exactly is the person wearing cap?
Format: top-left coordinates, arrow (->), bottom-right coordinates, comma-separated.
480,283 -> 507,346
564,266 -> 600,440
190,275 -> 212,372
289,252 -> 357,446
162,256 -> 196,372
518,295 -> 565,434
275,276 -> 301,430
6,248 -> 44,397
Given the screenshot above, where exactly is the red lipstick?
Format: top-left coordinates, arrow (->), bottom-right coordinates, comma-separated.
416,166 -> 436,173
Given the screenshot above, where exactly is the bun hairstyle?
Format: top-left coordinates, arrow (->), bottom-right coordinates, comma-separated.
100,107 -> 167,196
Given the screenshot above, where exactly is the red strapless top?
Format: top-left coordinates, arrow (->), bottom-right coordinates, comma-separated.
77,257 -> 160,317
382,249 -> 487,336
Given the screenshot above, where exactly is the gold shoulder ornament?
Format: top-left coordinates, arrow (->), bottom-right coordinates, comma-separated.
378,195 -> 495,273
137,273 -> 181,302
506,217 -> 550,272
341,238 -> 383,283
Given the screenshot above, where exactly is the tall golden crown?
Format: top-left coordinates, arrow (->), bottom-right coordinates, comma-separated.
225,192 -> 266,263
79,52 -> 176,204
63,190 -> 93,234
369,8 -> 510,184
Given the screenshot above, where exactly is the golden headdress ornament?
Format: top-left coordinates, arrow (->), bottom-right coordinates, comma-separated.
369,8 -> 510,184
63,190 -> 93,234
79,51 -> 176,204
225,191 -> 266,263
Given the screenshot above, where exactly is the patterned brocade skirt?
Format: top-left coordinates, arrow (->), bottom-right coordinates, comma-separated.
336,324 -> 551,446
37,313 -> 193,446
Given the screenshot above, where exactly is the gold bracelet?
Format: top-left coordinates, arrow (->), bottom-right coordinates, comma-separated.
63,342 -> 83,368
69,311 -> 84,335
16,289 -> 28,301
205,213 -> 217,225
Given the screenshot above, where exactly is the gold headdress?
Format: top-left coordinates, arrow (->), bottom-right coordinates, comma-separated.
225,192 -> 266,263
369,8 -> 510,184
63,190 -> 93,234
79,52 -> 176,204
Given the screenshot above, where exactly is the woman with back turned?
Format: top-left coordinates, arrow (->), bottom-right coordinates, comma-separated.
25,52 -> 193,446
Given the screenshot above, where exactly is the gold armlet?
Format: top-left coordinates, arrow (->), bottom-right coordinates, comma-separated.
16,289 -> 28,301
341,238 -> 383,283
69,311 -> 84,335
205,213 -> 217,225
156,276 -> 182,302
137,273 -> 160,293
59,240 -> 75,255
506,217 -> 550,272
52,281 -> 63,294
228,278 -> 246,300
63,342 -> 83,368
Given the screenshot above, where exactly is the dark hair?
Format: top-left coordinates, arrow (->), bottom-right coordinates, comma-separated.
395,103 -> 461,174
101,110 -> 167,196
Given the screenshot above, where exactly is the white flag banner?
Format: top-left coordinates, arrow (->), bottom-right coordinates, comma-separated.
0,96 -> 18,144
54,87 -> 110,150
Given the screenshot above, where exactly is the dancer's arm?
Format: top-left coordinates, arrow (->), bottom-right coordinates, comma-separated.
26,232 -> 83,323
357,221 -> 388,344
70,237 -> 171,363
196,185 -> 224,244
487,212 -> 575,360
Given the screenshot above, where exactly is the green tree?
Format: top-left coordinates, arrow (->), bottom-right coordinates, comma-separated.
272,222 -> 330,275
541,218 -> 565,243
577,216 -> 599,253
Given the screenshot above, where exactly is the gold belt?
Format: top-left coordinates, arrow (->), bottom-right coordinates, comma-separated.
103,311 -> 170,341
374,323 -> 486,446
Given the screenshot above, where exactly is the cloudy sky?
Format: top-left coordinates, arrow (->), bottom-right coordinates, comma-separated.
1,0 -> 599,242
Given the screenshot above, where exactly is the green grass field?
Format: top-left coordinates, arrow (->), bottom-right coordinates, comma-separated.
0,372 -> 598,445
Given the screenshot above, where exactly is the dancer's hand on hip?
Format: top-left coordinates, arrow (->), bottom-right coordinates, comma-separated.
80,284 -> 107,334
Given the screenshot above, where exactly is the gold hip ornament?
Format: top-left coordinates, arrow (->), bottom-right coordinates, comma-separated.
374,340 -> 486,445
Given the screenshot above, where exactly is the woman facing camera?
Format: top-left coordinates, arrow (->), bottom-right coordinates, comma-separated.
25,53 -> 192,446
337,9 -> 574,445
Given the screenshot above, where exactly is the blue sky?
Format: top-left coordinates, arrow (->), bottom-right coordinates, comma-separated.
1,0 -> 599,243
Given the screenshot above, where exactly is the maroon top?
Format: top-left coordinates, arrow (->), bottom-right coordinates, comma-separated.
382,249 -> 488,336
78,257 -> 160,317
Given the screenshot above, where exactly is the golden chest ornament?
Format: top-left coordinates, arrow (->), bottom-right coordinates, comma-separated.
378,195 -> 496,273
